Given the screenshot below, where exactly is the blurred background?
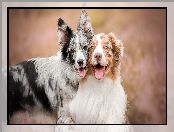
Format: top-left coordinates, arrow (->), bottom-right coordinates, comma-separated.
9,9 -> 166,124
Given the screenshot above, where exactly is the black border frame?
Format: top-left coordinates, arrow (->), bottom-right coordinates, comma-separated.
7,6 -> 167,125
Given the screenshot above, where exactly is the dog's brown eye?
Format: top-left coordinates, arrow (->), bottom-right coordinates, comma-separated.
83,45 -> 88,50
104,45 -> 109,49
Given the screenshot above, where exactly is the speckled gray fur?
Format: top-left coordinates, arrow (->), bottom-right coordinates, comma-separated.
8,10 -> 94,124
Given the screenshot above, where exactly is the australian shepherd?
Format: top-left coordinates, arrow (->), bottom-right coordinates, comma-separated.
69,33 -> 127,124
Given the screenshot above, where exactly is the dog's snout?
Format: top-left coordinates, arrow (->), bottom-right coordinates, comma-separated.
94,53 -> 102,60
77,59 -> 84,66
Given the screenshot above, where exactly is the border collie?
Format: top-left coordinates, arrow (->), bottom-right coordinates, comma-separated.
8,10 -> 94,124
69,33 -> 127,124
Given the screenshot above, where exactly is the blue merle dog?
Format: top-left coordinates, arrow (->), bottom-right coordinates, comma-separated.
8,10 -> 94,124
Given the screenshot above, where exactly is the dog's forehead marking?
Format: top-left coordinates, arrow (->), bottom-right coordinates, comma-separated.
76,32 -> 87,48
96,34 -> 102,44
76,34 -> 79,47
75,34 -> 81,54
93,34 -> 107,65
95,34 -> 104,53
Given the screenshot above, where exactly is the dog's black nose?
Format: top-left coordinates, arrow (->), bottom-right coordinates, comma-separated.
94,53 -> 102,60
77,59 -> 84,66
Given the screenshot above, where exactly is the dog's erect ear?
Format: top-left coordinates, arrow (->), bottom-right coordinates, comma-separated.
57,18 -> 73,47
107,33 -> 124,62
77,10 -> 94,39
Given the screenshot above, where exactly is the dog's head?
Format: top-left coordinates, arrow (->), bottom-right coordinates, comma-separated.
88,33 -> 124,80
57,10 -> 93,78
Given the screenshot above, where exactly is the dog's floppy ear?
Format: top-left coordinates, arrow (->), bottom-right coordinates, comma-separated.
77,10 -> 94,39
108,33 -> 124,62
57,18 -> 73,47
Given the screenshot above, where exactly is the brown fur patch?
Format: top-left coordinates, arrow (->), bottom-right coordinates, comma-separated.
107,32 -> 124,61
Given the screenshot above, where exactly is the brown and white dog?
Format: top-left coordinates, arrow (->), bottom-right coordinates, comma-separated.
69,33 -> 127,124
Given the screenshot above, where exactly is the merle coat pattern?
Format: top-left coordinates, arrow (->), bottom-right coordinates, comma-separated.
8,10 -> 94,124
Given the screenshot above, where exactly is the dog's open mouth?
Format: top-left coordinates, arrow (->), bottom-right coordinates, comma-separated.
77,67 -> 86,78
93,63 -> 109,80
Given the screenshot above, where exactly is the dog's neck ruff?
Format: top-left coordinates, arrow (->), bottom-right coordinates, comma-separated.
69,75 -> 127,124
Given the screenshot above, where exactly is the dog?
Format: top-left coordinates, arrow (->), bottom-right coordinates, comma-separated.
8,10 -> 94,124
69,33 -> 127,124
55,125 -> 133,132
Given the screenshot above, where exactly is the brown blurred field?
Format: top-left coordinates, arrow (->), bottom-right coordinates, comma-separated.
9,9 -> 166,124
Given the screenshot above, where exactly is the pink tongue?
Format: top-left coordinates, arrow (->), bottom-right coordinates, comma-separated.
94,69 -> 104,80
78,69 -> 86,78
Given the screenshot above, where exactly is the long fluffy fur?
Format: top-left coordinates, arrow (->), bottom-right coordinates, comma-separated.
70,76 -> 127,124
69,33 -> 127,124
55,125 -> 133,132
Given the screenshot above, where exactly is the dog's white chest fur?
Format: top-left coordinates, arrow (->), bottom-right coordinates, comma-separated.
69,76 -> 127,124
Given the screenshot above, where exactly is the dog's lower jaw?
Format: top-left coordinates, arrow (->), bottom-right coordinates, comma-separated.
76,67 -> 86,78
92,64 -> 109,80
